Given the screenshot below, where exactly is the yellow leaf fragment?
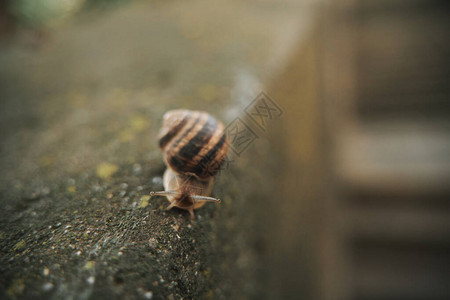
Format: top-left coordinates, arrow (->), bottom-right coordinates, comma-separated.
140,195 -> 150,208
130,115 -> 149,132
84,261 -> 96,270
14,240 -> 26,251
198,84 -> 218,102
119,129 -> 134,142
96,163 -> 118,179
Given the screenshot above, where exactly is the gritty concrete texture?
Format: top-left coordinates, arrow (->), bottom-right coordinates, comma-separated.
0,1 -> 313,299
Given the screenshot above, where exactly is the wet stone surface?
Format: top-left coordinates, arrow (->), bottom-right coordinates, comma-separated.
0,156 -> 270,299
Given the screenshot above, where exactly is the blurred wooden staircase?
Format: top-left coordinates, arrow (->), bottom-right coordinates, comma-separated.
322,1 -> 450,299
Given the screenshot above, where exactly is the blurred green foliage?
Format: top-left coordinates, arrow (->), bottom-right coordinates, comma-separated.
6,0 -> 133,28
83,0 -> 133,9
7,0 -> 86,27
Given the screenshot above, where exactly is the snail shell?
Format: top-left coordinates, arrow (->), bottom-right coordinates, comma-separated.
150,109 -> 229,220
158,109 -> 228,178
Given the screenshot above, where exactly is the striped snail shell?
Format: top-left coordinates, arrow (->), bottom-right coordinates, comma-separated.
150,109 -> 229,220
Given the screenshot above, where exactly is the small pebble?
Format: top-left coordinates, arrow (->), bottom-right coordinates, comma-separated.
152,177 -> 163,186
120,183 -> 128,190
86,276 -> 95,285
133,164 -> 142,175
136,186 -> 144,191
148,238 -> 158,249
144,291 -> 153,299
119,190 -> 127,197
41,187 -> 50,195
43,267 -> 50,276
42,282 -> 54,291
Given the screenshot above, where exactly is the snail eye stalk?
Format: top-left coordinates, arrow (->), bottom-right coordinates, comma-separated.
190,195 -> 221,203
150,191 -> 180,197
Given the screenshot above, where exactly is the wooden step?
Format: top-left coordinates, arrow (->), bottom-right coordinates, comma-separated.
354,2 -> 450,116
335,120 -> 450,196
343,206 -> 450,244
350,240 -> 450,300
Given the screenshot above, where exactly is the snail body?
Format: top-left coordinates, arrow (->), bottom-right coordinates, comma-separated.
150,109 -> 228,220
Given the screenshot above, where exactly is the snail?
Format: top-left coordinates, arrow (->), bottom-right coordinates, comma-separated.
150,109 -> 229,220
